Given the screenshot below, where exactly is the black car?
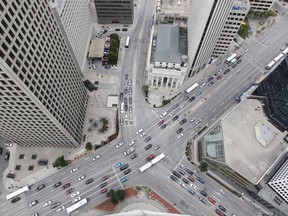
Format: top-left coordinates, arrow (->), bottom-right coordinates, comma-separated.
173,171 -> 181,178
124,89 -> 128,94
125,104 -> 128,111
189,96 -> 195,102
85,178 -> 93,185
38,160 -> 48,166
223,69 -> 230,74
170,175 -> 178,181
124,169 -> 131,175
131,153 -> 138,159
124,98 -> 127,104
177,128 -> 183,134
125,74 -> 128,80
237,59 -> 242,64
51,202 -> 61,209
99,182 -> 108,188
182,178 -> 189,184
36,184 -> 45,191
144,136 -> 151,142
185,168 -> 193,175
62,183 -> 70,189
172,115 -> 179,121
219,205 -> 227,212
196,176 -> 205,184
120,164 -> 129,171
208,77 -> 213,82
160,124 -> 167,129
11,197 -> 20,204
200,190 -> 208,197
208,82 -> 214,87
145,144 -> 152,150
4,152 -> 10,160
122,28 -> 128,31
232,64 -> 237,68
179,169 -> 186,175
0,147 -> 3,155
53,182 -> 61,188
179,119 -> 187,125
119,93 -> 123,101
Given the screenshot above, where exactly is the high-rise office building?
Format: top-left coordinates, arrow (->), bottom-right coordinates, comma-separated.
187,0 -> 249,77
94,0 -> 134,24
250,0 -> 276,12
49,0 -> 94,71
0,0 -> 88,148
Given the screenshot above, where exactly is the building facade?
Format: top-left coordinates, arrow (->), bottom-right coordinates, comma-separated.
250,0 -> 276,12
187,0 -> 249,77
0,0 -> 88,148
94,0 -> 134,24
49,0 -> 94,71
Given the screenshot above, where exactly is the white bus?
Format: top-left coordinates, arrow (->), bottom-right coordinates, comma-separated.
185,83 -> 199,94
6,185 -> 30,200
225,53 -> 237,65
265,61 -> 275,70
282,47 -> 288,55
274,53 -> 284,62
151,153 -> 165,165
125,36 -> 130,48
66,198 -> 88,214
139,162 -> 152,173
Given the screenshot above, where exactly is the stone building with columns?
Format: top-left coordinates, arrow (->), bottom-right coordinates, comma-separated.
147,24 -> 187,90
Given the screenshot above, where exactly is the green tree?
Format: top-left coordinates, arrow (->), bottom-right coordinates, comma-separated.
200,161 -> 208,172
110,33 -> 119,41
107,189 -> 126,204
142,85 -> 149,97
108,51 -> 118,65
85,142 -> 93,151
53,155 -> 68,169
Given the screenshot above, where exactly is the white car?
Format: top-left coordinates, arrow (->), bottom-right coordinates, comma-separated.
190,118 -> 196,123
129,140 -> 136,146
176,133 -> 184,139
190,184 -> 198,191
179,181 -> 187,189
43,200 -> 51,207
116,142 -> 124,148
200,83 -> 206,88
56,206 -> 65,212
169,112 -> 175,117
180,104 -> 185,109
29,200 -> 38,207
92,155 -> 100,160
79,175 -> 85,181
136,129 -> 143,135
70,167 -> 78,173
71,191 -> 80,198
195,119 -> 202,125
5,143 -> 13,147
140,132 -> 146,138
178,163 -> 185,169
72,196 -> 81,204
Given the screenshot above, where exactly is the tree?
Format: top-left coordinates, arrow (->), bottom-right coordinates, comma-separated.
53,155 -> 68,169
110,33 -> 119,41
200,161 -> 208,172
85,142 -> 92,151
142,85 -> 149,97
107,189 -> 126,204
108,51 -> 118,65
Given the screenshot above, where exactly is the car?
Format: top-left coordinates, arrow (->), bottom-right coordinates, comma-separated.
188,176 -> 195,182
4,152 -> 10,160
232,64 -> 237,68
178,163 -> 185,169
36,184 -> 45,191
199,197 -> 207,204
236,59 -> 242,64
116,141 -> 124,148
125,74 -> 128,80
11,197 -> 20,204
144,136 -> 151,142
197,91 -> 202,96
154,145 -> 160,150
158,120 -> 164,126
124,98 -> 127,104
169,112 -> 175,117
280,47 -> 285,51
66,188 -> 74,194
101,188 -> 109,193
176,128 -> 183,134
101,175 -> 110,181
62,183 -> 70,189
179,181 -> 187,189
189,96 -> 195,102
216,75 -> 222,80
85,178 -> 93,185
184,96 -> 189,101
179,119 -> 187,125
217,70 -> 222,74
200,190 -> 208,197
208,196 -> 216,204
51,202 -> 61,209
116,162 -> 124,168
200,82 -> 206,88
136,128 -> 143,135
125,104 -> 128,111
129,140 -> 136,146
43,200 -> 51,207
124,168 -> 131,175
79,175 -> 85,181
92,155 -> 100,160
182,178 -> 189,184
56,206 -> 65,212
130,153 -> 138,159
140,132 -> 147,138
70,191 -> 80,198
129,87 -> 132,95
5,143 -> 13,147
129,107 -> 132,113
70,167 -> 78,173
146,154 -> 155,161
187,188 -> 195,196
185,168 -> 193,175
176,133 -> 184,139
213,73 -> 218,78
99,182 -> 108,188
0,147 -> 3,155
190,183 -> 198,191
124,89 -> 127,94
128,79 -> 132,86
124,146 -> 135,155
160,124 -> 167,129
115,28 -> 120,31
218,205 -> 227,212
170,175 -> 178,181
72,196 -> 81,204
208,82 -> 214,86
180,104 -> 185,109
172,115 -> 179,121
173,171 -> 181,178
38,160 -> 48,166
120,176 -> 129,183
104,65 -> 111,69
122,28 -> 128,31
224,69 -> 230,74
120,164 -> 129,171
196,176 -> 205,184
190,117 -> 196,123
29,200 -> 38,207
208,77 -> 213,82
120,119 -> 124,126
129,97 -> 132,104
195,119 -> 201,125
215,209 -> 225,216
286,42 -> 288,46
179,169 -> 186,175
145,144 -> 152,150
173,104 -> 179,109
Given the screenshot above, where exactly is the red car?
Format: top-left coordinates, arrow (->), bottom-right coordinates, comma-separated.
158,120 -> 164,126
216,75 -> 222,80
62,183 -> 70,189
208,196 -> 216,204
215,209 -> 225,216
146,154 -> 155,161
101,175 -> 110,181
188,176 -> 195,182
101,188 -> 108,193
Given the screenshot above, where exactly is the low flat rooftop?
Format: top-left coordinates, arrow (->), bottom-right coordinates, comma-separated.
161,0 -> 190,17
222,98 -> 287,184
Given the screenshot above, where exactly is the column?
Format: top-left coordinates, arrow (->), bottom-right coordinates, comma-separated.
161,76 -> 164,87
156,76 -> 159,87
171,78 -> 175,89
166,77 -> 169,88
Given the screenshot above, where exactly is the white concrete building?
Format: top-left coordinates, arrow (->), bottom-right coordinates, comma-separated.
250,0 -> 276,12
187,0 -> 249,77
49,0 -> 93,71
0,0 -> 88,147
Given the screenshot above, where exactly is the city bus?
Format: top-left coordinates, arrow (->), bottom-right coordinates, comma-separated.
139,162 -> 152,173
265,61 -> 275,70
151,153 -> 165,165
185,83 -> 199,94
6,185 -> 30,200
125,36 -> 130,48
225,53 -> 237,65
66,198 -> 88,214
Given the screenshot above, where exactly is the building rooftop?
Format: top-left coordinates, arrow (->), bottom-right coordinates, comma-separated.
89,38 -> 105,59
160,0 -> 190,17
221,98 -> 287,184
155,24 -> 182,64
